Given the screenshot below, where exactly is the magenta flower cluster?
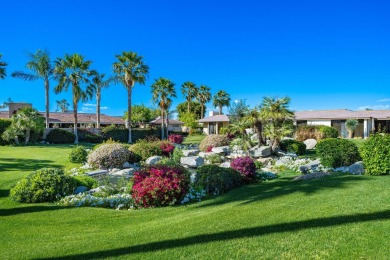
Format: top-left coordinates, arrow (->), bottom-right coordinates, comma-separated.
168,134 -> 183,144
160,142 -> 175,156
132,165 -> 190,208
230,156 -> 256,183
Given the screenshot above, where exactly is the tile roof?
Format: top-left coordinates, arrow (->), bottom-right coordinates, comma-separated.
198,114 -> 230,123
295,109 -> 390,120
150,118 -> 184,125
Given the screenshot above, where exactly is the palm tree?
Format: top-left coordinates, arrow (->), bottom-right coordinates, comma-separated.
345,119 -> 358,138
151,77 -> 176,140
244,107 -> 265,144
11,49 -> 54,128
0,53 -> 7,79
212,90 -> 231,115
196,85 -> 211,119
112,51 -> 149,143
56,99 -> 70,112
260,96 -> 295,150
181,81 -> 197,113
53,53 -> 95,144
91,73 -> 111,128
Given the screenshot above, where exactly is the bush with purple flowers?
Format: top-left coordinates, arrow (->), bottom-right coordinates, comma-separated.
230,156 -> 256,183
168,134 -> 183,144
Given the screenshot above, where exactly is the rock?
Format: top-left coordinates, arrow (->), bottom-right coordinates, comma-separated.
245,128 -> 254,135
282,137 -> 294,140
40,140 -> 46,144
293,172 -> 332,181
220,162 -> 231,168
74,186 -> 88,194
182,149 -> 200,156
109,168 -> 136,177
145,156 -> 163,165
249,145 -> 272,158
180,156 -> 204,168
275,156 -> 293,166
299,159 -> 321,173
257,157 -> 273,167
199,151 -> 217,158
122,162 -> 132,168
87,169 -> 108,177
88,186 -> 106,194
348,161 -> 364,175
211,146 -> 230,154
250,134 -> 259,142
304,139 -> 317,150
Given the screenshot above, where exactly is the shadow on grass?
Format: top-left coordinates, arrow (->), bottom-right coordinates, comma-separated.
0,189 -> 9,198
0,158 -> 61,172
39,209 -> 390,259
0,205 -> 68,217
197,174 -> 367,208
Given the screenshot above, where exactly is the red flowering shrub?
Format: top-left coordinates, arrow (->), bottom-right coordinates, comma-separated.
132,165 -> 190,208
160,141 -> 175,157
230,156 -> 256,183
205,146 -> 213,152
168,134 -> 183,144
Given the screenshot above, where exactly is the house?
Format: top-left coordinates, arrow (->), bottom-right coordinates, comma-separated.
198,111 -> 230,135
149,117 -> 184,132
295,109 -> 390,138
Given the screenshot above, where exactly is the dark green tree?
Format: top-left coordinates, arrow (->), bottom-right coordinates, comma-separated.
213,90 -> 231,115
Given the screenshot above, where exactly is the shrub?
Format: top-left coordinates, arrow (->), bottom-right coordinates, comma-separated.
205,146 -> 213,152
199,134 -> 230,151
318,125 -> 339,139
160,141 -> 175,157
73,174 -> 98,189
230,156 -> 257,183
69,145 -> 88,163
316,138 -> 361,168
360,134 -> 390,175
129,139 -> 162,160
205,153 -> 223,164
280,139 -> 306,155
77,129 -> 103,143
87,143 -> 131,169
194,165 -> 242,195
132,165 -> 191,207
0,118 -> 12,145
296,125 -> 338,141
254,161 -> 263,169
10,168 -> 76,203
46,129 -> 75,144
102,125 -> 159,143
168,134 -> 183,144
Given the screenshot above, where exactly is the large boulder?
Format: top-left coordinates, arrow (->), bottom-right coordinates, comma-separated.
198,151 -> 217,158
74,186 -> 88,194
109,168 -> 137,177
211,146 -> 230,154
299,159 -> 321,173
348,161 -> 364,175
182,149 -> 200,156
304,139 -> 317,150
249,145 -> 272,158
181,156 -> 204,168
220,162 -> 231,168
145,156 -> 163,165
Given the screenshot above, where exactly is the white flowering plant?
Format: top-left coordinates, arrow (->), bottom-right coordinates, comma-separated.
58,193 -> 133,210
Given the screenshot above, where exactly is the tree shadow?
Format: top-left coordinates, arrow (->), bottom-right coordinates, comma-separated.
0,189 -> 9,198
0,205 -> 69,217
0,158 -> 61,172
196,174 -> 368,209
38,209 -> 390,259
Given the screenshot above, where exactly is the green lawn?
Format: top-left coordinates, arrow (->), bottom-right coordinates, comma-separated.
1,145 -> 389,259
183,134 -> 205,144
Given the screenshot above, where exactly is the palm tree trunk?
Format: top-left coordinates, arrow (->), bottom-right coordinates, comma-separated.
166,110 -> 169,139
25,129 -> 30,145
96,87 -> 101,129
219,106 -> 223,115
73,97 -> 79,144
127,87 -> 132,143
255,121 -> 264,144
201,103 -> 204,119
161,109 -> 165,140
45,79 -> 50,128
188,100 -> 190,113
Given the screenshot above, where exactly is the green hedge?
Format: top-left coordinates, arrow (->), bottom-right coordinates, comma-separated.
46,129 -> 75,144
316,138 -> 361,168
280,139 -> 306,155
102,126 -> 159,143
0,118 -> 12,145
360,134 -> 390,175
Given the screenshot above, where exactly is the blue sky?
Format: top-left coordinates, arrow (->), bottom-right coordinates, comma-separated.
1,0 -> 390,116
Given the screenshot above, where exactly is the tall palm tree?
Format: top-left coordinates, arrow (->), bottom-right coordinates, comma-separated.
181,81 -> 197,113
91,73 -> 111,128
151,77 -> 176,140
212,90 -> 231,115
0,53 -> 7,79
260,96 -> 295,150
113,51 -> 149,143
11,49 -> 54,128
196,85 -> 211,119
56,99 -> 70,112
244,107 -> 265,144
53,53 -> 95,144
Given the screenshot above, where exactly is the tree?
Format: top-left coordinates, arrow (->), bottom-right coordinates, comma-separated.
244,107 -> 265,144
2,107 -> 44,145
91,73 -> 111,128
181,81 -> 197,113
11,49 -> 54,129
53,53 -> 95,143
260,96 -> 295,150
346,119 -> 358,138
56,99 -> 70,112
112,51 -> 149,143
213,90 -> 231,115
176,101 -> 203,120
229,99 -> 250,122
196,85 -> 211,119
123,104 -> 153,126
151,77 -> 176,140
179,112 -> 198,134
0,53 -> 7,79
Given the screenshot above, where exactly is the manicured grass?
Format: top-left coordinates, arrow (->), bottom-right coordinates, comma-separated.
349,138 -> 366,148
183,134 -> 205,144
0,145 -> 389,259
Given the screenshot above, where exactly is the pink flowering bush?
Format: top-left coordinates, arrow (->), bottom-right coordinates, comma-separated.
168,134 -> 183,144
160,141 -> 175,157
132,165 -> 191,208
205,146 -> 213,152
230,156 -> 256,183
